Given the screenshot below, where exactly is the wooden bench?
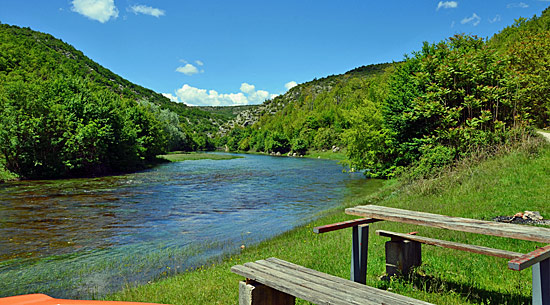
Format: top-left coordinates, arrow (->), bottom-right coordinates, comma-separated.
231,257 -> 433,305
312,205 -> 550,305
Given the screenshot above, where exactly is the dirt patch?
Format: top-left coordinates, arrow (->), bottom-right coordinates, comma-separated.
538,130 -> 550,142
493,216 -> 550,226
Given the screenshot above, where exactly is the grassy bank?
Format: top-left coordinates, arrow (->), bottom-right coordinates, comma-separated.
108,138 -> 549,304
304,149 -> 347,161
0,155 -> 18,182
159,152 -> 243,162
213,149 -> 347,161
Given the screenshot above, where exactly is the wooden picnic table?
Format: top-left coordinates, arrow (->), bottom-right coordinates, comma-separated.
345,205 -> 550,243
314,204 -> 550,305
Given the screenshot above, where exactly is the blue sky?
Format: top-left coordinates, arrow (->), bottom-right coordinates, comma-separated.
1,1 -> 549,106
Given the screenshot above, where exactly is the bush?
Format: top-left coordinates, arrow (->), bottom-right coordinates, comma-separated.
291,137 -> 308,155
0,77 -> 167,178
265,131 -> 290,153
377,35 -> 524,175
313,128 -> 338,150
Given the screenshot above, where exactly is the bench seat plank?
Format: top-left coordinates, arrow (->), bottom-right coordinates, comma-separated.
231,258 -> 433,305
232,262 -> 364,305
376,230 -> 524,259
242,260 -> 371,305
346,205 -> 550,243
263,258 -> 432,305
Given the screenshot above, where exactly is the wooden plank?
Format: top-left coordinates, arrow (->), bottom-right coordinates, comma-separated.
346,205 -> 550,243
232,258 -> 433,305
313,218 -> 382,234
252,259 -> 430,305
376,230 -> 523,259
245,261 -> 371,305
232,263 -> 365,305
262,258 -> 434,305
508,245 -> 550,271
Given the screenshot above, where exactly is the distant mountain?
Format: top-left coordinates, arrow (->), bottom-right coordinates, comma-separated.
218,62 -> 394,154
221,63 -> 393,134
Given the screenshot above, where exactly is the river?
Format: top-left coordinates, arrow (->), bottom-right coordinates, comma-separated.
0,153 -> 381,299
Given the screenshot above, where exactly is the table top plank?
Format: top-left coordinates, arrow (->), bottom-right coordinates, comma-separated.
508,244 -> 550,270
345,205 -> 550,243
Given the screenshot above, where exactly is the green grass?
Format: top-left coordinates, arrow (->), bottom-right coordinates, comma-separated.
159,152 -> 243,162
107,138 -> 549,304
304,149 -> 347,161
0,155 -> 18,182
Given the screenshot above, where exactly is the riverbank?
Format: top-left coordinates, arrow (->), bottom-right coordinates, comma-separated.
0,156 -> 18,183
218,149 -> 347,161
1,153 -> 371,299
107,137 -> 549,304
159,152 -> 243,162
0,149 -> 343,183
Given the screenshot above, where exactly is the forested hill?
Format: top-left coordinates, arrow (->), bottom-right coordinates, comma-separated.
0,24 -> 234,141
219,62 -> 394,153
221,6 -> 550,178
0,24 -> 235,179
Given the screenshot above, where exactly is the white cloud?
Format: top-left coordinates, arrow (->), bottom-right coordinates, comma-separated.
437,1 -> 458,10
461,13 -> 481,26
507,2 -> 529,8
71,0 -> 118,23
285,81 -> 298,91
162,93 -> 179,102
172,85 -> 247,106
176,64 -> 199,76
129,5 -> 165,17
240,83 -> 256,94
195,60 -> 204,66
165,83 -> 278,106
489,15 -> 501,23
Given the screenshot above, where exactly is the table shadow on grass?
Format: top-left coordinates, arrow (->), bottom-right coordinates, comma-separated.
377,270 -> 530,305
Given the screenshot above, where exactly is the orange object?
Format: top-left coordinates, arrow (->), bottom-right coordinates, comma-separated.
0,294 -> 168,305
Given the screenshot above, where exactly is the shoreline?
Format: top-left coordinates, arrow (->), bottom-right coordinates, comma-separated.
105,143 -> 548,304
216,149 -> 348,162
0,150 -> 347,184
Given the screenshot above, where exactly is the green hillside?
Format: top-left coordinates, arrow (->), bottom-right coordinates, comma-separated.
218,62 -> 394,154
0,24 -> 237,179
221,7 -> 550,178
3,5 -> 550,180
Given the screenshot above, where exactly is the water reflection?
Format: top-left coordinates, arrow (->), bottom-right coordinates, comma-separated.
0,153 -> 379,298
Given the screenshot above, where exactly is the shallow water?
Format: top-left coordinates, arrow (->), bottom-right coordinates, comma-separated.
0,153 -> 381,298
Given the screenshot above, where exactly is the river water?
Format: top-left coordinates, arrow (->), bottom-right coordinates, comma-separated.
0,153 -> 381,298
